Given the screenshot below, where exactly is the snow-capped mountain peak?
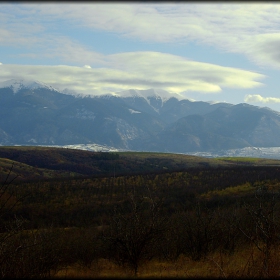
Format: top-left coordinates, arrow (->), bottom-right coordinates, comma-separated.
0,79 -> 59,93
114,88 -> 184,102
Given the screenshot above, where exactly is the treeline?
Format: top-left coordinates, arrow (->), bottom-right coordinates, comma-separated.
1,164 -> 280,277
4,165 -> 280,228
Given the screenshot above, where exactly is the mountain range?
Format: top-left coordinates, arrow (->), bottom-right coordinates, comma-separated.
1,78 -> 280,154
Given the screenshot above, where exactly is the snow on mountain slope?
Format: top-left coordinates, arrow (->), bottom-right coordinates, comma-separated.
0,79 -> 227,110
0,79 -> 60,93
0,79 -> 184,101
114,88 -> 184,102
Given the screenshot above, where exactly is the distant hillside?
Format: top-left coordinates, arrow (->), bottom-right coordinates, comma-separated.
1,146 -> 280,183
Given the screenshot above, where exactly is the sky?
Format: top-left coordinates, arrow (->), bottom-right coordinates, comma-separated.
2,2 -> 280,111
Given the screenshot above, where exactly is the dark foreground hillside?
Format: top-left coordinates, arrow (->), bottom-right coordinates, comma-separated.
1,146 -> 280,278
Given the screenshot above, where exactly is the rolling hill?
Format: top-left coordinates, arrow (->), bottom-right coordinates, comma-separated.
1,146 -> 280,183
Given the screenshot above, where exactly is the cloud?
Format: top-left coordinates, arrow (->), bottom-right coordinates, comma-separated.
12,35 -> 106,66
4,4 -> 280,60
242,34 -> 280,69
105,52 -> 264,92
1,3 -> 275,95
244,94 -> 280,103
2,3 -> 280,68
0,52 -> 265,96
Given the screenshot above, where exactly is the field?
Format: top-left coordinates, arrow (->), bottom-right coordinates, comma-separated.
1,146 -> 280,278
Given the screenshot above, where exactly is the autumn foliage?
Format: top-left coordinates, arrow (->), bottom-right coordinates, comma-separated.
1,147 -> 280,277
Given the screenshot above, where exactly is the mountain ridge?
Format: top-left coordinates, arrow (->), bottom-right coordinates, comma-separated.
0,79 -> 60,94
1,78 -> 280,153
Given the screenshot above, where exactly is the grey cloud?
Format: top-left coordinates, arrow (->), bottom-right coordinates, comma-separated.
247,36 -> 280,68
181,73 -> 224,84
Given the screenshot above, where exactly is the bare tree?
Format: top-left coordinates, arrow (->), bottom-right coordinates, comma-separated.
0,163 -> 63,278
102,192 -> 165,276
238,185 -> 280,278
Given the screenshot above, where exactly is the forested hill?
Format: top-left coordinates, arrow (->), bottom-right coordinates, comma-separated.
1,146 -> 280,183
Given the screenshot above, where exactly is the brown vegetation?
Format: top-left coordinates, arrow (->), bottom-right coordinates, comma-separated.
1,147 -> 280,278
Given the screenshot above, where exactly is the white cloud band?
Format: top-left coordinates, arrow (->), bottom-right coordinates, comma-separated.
244,94 -> 280,104
0,52 -> 265,96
